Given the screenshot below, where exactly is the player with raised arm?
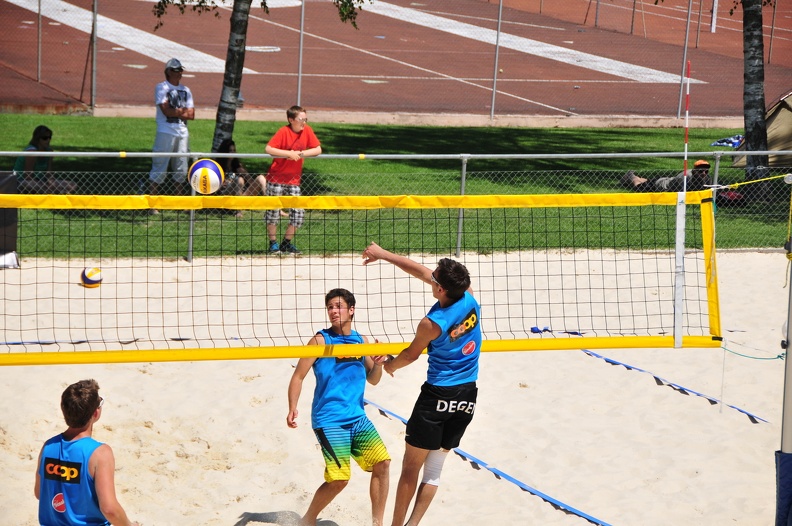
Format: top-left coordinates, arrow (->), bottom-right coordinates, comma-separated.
361,242 -> 482,526
287,288 -> 391,526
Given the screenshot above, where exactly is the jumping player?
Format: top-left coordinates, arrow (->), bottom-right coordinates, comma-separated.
361,242 -> 482,526
287,288 -> 391,526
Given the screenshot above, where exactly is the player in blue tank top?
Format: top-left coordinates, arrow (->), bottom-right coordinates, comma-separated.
287,288 -> 391,526
35,379 -> 139,526
362,242 -> 482,526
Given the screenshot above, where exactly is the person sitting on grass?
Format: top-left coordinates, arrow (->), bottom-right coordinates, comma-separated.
620,159 -> 745,205
214,138 -> 248,218
242,170 -> 291,218
621,159 -> 712,192
13,125 -> 77,194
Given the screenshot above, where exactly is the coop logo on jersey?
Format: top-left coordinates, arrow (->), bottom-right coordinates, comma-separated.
52,493 -> 66,513
335,356 -> 362,363
44,458 -> 81,484
447,308 -> 478,343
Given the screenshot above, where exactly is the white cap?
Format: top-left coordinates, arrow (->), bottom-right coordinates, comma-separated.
165,58 -> 184,71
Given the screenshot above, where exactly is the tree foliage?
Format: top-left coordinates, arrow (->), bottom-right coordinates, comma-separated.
152,0 -> 368,30
728,0 -> 774,16
154,1 -> 221,30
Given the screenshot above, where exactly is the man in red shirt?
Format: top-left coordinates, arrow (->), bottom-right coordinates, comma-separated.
264,105 -> 322,254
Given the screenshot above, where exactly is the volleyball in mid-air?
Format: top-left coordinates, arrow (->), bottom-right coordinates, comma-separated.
188,158 -> 225,195
80,267 -> 102,288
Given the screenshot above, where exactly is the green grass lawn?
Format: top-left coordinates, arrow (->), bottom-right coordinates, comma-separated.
0,113 -> 741,174
1,113 -> 784,254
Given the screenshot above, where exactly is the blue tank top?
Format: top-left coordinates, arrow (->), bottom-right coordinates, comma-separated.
311,329 -> 367,429
38,434 -> 108,526
425,291 -> 482,386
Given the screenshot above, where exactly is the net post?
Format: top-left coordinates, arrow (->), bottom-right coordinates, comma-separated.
673,191 -> 688,348
782,244 -> 792,452
699,193 -> 721,338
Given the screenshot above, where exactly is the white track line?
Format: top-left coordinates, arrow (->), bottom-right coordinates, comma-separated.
6,0 -> 693,113
245,10 -> 574,114
129,0 -> 692,83
5,0 -> 257,73
367,2 -> 695,84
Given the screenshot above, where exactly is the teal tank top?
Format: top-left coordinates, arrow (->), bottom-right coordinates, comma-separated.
426,291 -> 482,386
38,434 -> 108,525
311,329 -> 367,428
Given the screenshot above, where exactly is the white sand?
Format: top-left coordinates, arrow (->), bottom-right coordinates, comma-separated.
0,250 -> 786,525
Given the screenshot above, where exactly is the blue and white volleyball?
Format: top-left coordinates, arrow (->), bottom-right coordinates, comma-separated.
80,267 -> 102,288
188,159 -> 225,195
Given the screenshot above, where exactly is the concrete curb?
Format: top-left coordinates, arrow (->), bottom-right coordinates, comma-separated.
92,105 -> 744,129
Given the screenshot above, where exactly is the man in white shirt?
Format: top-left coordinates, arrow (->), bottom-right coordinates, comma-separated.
148,58 -> 195,215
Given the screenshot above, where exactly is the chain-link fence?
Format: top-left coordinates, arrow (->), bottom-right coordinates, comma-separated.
3,0 -> 96,104
3,0 -> 790,117
3,150 -> 792,252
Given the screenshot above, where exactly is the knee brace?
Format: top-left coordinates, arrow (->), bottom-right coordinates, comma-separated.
421,449 -> 449,486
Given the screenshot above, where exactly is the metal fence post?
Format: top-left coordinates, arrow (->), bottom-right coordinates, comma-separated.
91,0 -> 98,111
37,0 -> 42,82
677,0 -> 693,118
456,154 -> 469,258
187,184 -> 195,263
712,152 -> 722,204
489,0 -> 504,122
297,0 -> 306,105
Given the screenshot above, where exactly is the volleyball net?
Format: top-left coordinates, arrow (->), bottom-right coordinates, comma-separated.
0,190 -> 722,365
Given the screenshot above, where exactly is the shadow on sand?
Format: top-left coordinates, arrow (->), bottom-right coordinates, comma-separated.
233,511 -> 340,526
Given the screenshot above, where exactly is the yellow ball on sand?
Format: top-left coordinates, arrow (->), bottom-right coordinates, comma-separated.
81,267 -> 102,288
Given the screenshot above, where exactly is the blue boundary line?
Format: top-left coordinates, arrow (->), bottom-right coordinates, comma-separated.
1,339 -> 140,345
582,350 -> 768,424
364,398 -> 613,526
